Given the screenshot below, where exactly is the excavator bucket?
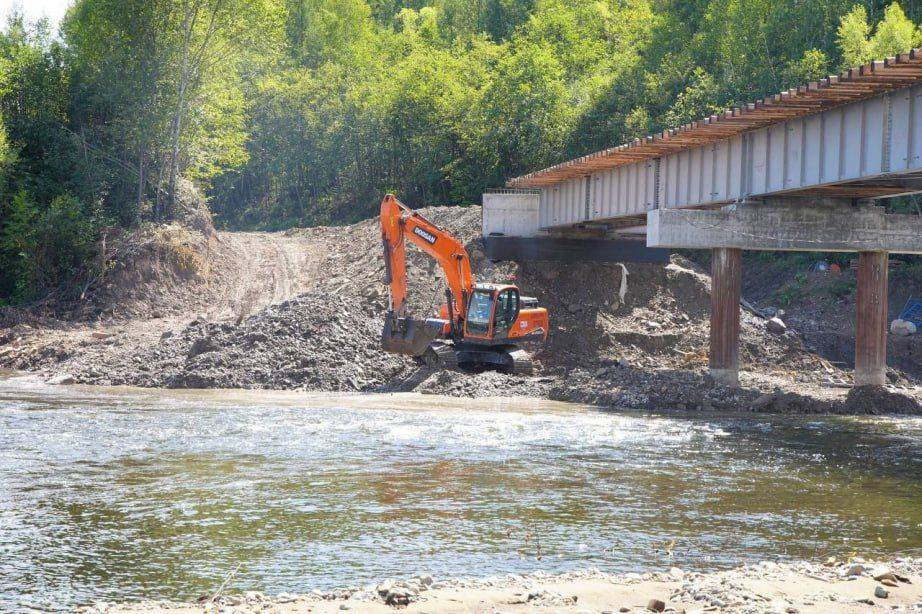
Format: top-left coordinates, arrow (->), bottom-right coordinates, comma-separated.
381,314 -> 444,357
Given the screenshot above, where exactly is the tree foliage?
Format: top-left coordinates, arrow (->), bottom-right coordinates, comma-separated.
839,2 -> 921,67
2,0 -> 922,300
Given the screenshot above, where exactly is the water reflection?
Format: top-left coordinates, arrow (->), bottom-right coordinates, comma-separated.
0,375 -> 919,611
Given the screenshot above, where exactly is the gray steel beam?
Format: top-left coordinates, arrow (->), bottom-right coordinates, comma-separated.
537,83 -> 922,230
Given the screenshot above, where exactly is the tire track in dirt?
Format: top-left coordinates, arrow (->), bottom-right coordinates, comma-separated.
208,231 -> 325,321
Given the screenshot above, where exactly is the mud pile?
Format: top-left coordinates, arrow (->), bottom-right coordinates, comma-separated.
57,206 -> 503,390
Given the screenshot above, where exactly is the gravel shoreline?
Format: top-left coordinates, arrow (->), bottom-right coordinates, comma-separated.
84,557 -> 922,613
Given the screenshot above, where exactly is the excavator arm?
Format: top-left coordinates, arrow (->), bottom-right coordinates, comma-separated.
380,194 -> 474,355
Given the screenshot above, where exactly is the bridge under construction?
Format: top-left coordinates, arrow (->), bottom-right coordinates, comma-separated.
484,50 -> 922,389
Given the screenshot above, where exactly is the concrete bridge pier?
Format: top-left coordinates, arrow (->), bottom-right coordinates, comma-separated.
709,248 -> 742,387
648,201 -> 922,389
855,251 -> 889,386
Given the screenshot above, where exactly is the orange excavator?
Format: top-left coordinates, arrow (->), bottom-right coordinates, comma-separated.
380,194 -> 549,374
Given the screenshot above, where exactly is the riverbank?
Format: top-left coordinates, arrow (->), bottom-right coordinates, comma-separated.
87,557 -> 922,613
1,206 -> 919,414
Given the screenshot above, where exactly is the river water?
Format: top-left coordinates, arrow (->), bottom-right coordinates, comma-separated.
0,374 -> 919,611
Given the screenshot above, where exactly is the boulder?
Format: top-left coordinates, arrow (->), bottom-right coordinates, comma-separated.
751,393 -> 775,411
647,598 -> 666,612
47,373 -> 76,385
385,589 -> 411,606
874,586 -> 889,599
766,317 -> 787,334
890,319 -> 917,336
187,336 -> 219,359
375,581 -> 393,597
871,566 -> 895,581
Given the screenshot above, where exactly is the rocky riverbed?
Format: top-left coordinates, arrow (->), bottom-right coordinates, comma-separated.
85,557 -> 922,613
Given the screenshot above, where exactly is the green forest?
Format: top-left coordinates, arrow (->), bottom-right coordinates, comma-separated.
0,0 -> 921,302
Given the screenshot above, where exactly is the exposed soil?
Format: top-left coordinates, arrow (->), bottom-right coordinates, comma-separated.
741,254 -> 922,381
0,206 -> 919,414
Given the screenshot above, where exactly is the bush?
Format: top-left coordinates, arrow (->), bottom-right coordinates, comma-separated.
827,277 -> 856,300
0,191 -> 100,301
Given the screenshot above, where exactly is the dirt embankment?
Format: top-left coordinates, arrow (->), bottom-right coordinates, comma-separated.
741,254 -> 922,381
0,206 -> 919,414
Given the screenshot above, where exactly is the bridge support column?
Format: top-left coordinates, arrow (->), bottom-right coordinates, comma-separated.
855,251 -> 889,386
709,247 -> 741,388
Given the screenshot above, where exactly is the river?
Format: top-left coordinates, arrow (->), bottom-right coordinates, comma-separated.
0,374 -> 919,611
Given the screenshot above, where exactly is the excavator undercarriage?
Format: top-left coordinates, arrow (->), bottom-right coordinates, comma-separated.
421,341 -> 534,375
382,314 -> 535,375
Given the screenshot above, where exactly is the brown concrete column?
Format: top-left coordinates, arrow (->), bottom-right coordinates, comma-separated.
855,251 -> 889,387
710,247 -> 742,387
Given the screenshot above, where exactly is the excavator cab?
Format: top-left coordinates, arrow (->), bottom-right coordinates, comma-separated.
463,284 -> 547,344
464,288 -> 495,337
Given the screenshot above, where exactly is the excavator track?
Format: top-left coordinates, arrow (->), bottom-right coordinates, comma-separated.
503,347 -> 534,375
421,342 -> 459,370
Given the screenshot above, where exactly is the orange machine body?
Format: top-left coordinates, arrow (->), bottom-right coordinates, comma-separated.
435,284 -> 548,344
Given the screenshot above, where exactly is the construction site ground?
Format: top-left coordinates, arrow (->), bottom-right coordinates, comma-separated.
0,206 -> 919,415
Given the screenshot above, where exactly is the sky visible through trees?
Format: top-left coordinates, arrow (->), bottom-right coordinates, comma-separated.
0,1 -> 70,28
0,0 -> 921,301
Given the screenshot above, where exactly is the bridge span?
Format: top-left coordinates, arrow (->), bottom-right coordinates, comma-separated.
485,50 -> 922,389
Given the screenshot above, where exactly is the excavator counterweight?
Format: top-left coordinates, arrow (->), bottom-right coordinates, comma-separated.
379,194 -> 549,374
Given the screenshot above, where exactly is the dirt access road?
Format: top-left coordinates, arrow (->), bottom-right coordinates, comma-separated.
0,226 -> 326,377
206,231 -> 324,321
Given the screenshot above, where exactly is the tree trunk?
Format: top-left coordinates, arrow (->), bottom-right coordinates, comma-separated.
167,2 -> 196,221
137,145 -> 146,213
167,65 -> 190,220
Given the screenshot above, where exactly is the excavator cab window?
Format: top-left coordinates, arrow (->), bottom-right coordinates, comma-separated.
466,290 -> 494,336
493,289 -> 519,334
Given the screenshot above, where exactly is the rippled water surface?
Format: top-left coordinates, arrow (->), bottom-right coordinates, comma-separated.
0,375 -> 920,611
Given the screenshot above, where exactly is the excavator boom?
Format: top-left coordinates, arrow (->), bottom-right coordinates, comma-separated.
380,194 -> 473,354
